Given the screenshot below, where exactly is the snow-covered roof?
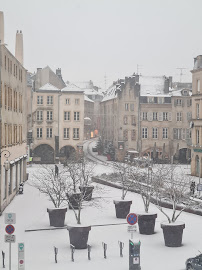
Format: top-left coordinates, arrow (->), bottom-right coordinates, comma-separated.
84,95 -> 94,103
39,83 -> 60,91
102,84 -> 117,102
139,76 -> 169,96
61,83 -> 84,92
171,89 -> 192,97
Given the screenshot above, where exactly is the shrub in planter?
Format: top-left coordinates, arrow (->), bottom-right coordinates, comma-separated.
79,186 -> 94,201
113,200 -> 132,218
154,164 -> 194,247
131,165 -> 158,235
32,165 -> 68,227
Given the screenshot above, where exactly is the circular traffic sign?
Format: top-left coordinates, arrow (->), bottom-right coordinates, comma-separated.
19,260 -> 24,264
126,213 -> 138,225
5,224 -> 15,235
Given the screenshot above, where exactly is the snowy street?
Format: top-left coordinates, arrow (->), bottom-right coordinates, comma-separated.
0,152 -> 202,269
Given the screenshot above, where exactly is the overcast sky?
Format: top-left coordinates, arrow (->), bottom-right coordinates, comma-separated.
1,0 -> 202,88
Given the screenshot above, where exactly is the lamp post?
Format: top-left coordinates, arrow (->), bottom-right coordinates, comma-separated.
0,150 -> 11,171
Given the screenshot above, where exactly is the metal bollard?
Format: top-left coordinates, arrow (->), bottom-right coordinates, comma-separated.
2,251 -> 5,268
87,244 -> 91,260
118,241 -> 124,257
54,246 -> 58,263
70,244 -> 75,262
102,242 -> 107,259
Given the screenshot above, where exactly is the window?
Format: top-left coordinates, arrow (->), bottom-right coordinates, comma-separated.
142,128 -> 148,139
64,111 -> 70,121
130,103 -> 134,111
158,97 -> 164,104
152,128 -> 158,139
47,111 -> 53,121
163,128 -> 168,139
47,96 -> 53,105
163,112 -> 168,121
131,116 -> 136,125
66,98 -> 70,105
176,99 -> 182,106
197,79 -> 200,93
47,128 -> 52,138
64,128 -> 70,139
4,124 -> 7,146
187,99 -> 192,107
196,104 -> 200,119
173,128 -> 181,140
73,128 -> 79,139
74,112 -> 80,121
5,85 -> 7,109
187,112 -> 192,121
75,99 -> 80,105
131,130 -> 136,140
196,129 -> 200,144
37,111 -> 43,121
153,112 -> 158,121
148,97 -> 154,103
37,128 -> 42,138
142,112 -> 147,120
123,130 -> 128,141
125,103 -> 129,111
123,116 -> 128,125
37,96 -> 43,105
176,112 -> 182,121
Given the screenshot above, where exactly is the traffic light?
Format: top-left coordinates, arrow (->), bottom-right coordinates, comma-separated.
129,240 -> 141,270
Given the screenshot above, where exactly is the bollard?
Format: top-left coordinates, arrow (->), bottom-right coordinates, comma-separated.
2,251 -> 5,268
54,246 -> 58,263
102,242 -> 107,259
87,244 -> 91,260
70,244 -> 75,262
118,241 -> 124,257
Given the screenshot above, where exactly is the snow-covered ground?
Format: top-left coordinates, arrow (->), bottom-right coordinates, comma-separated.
0,143 -> 201,270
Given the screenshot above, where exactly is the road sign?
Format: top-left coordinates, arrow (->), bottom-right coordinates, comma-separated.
127,213 -> 138,225
5,235 -> 16,243
5,213 -> 16,224
128,225 -> 137,232
5,224 -> 15,235
18,243 -> 25,270
197,184 -> 202,191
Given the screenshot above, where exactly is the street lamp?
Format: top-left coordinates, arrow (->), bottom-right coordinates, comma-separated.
0,150 -> 11,171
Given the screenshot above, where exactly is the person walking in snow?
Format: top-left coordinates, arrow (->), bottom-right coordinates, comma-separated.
55,165 -> 59,177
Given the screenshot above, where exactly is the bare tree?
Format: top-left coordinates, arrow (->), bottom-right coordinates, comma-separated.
154,164 -> 193,223
31,165 -> 69,208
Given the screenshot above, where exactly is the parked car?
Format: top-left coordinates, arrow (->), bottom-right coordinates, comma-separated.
186,253 -> 202,269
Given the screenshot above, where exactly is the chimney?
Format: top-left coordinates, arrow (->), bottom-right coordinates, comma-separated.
15,30 -> 24,65
56,68 -> 63,80
169,76 -> 172,88
0,11 -> 4,44
164,77 -> 169,94
194,55 -> 202,70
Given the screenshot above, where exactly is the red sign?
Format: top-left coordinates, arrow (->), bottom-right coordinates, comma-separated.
5,224 -> 15,235
19,260 -> 24,264
127,213 -> 138,225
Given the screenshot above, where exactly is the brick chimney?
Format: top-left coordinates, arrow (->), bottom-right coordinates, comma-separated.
15,30 -> 24,65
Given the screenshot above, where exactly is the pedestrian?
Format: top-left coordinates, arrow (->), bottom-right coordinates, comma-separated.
55,165 -> 59,177
190,181 -> 195,195
29,156 -> 33,167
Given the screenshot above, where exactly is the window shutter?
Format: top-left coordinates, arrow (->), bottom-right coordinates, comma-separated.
173,128 -> 177,139
187,99 -> 190,107
179,129 -> 182,139
182,100 -> 184,107
182,129 -> 186,140
168,112 -> 172,121
186,128 -> 189,139
139,112 -> 143,121
158,112 -> 163,121
148,112 -> 153,121
174,99 -> 177,106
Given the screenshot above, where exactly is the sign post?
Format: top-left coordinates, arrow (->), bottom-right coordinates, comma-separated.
4,213 -> 16,270
127,213 -> 138,239
18,243 -> 25,269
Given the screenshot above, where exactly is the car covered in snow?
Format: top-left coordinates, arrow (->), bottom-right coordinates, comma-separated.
186,253 -> 202,269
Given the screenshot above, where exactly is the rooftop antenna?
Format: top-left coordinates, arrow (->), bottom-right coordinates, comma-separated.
176,68 -> 187,82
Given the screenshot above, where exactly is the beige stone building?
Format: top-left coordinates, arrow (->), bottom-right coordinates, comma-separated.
32,83 -> 84,163
0,11 -> 27,213
100,74 -> 192,162
191,55 -> 202,177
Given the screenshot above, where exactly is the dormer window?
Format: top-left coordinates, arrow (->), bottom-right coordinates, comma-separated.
148,97 -> 154,103
158,97 -> 164,104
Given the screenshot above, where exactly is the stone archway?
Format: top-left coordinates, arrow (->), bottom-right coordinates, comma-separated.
60,145 -> 76,161
33,144 -> 54,164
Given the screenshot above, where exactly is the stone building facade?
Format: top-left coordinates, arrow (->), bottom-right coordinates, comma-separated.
191,55 -> 202,177
31,83 -> 84,163
0,11 -> 27,213
100,74 -> 192,162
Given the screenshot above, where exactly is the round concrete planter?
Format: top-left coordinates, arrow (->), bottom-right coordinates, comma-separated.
161,221 -> 185,247
79,186 -> 94,201
67,225 -> 91,249
113,200 -> 132,218
47,208 -> 67,227
138,213 -> 157,235
67,193 -> 82,210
